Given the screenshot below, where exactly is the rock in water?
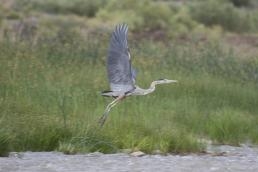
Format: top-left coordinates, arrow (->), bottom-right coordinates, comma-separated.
130,151 -> 145,157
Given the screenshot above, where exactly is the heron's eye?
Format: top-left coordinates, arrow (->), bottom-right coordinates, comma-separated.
158,78 -> 165,81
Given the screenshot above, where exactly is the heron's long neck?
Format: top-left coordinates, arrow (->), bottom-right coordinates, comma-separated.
134,81 -> 158,95
149,81 -> 157,93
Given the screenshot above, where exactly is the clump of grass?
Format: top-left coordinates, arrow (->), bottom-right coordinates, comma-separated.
0,129 -> 11,157
56,121 -> 203,154
205,108 -> 254,145
14,124 -> 72,151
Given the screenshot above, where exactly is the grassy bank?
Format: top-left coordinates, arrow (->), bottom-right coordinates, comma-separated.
0,34 -> 258,155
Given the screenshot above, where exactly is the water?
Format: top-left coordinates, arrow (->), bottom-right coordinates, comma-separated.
1,145 -> 258,172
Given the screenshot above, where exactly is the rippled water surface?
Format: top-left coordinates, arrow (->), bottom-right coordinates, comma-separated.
1,145 -> 258,172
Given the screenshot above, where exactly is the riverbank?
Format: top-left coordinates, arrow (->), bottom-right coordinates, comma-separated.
1,144 -> 258,172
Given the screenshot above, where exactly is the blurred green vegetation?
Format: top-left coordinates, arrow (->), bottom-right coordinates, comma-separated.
17,0 -> 107,17
0,0 -> 258,156
1,0 -> 258,36
190,0 -> 258,33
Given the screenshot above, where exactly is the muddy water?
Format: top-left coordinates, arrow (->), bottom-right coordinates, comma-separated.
0,145 -> 258,172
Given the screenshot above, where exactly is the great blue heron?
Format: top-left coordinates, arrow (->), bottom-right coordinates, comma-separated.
99,24 -> 177,126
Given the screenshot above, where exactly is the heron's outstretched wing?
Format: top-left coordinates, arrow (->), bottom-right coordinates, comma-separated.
107,24 -> 136,92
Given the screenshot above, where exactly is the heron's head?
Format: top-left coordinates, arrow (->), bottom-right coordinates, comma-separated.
155,79 -> 178,84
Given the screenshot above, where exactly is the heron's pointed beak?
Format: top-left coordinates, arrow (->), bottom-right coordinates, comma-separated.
167,80 -> 178,83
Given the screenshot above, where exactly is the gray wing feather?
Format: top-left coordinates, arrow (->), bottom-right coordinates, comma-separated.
107,24 -> 136,92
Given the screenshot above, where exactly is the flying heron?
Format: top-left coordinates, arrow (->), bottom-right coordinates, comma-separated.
99,24 -> 177,126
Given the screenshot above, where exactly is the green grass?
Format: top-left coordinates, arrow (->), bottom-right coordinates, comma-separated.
0,33 -> 257,156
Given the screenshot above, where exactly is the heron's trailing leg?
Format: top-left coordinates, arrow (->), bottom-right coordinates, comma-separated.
99,95 -> 125,127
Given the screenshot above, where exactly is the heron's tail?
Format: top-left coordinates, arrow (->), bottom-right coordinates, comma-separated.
101,90 -> 114,97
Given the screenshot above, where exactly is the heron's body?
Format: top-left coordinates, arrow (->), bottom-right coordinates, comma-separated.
99,24 -> 177,126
